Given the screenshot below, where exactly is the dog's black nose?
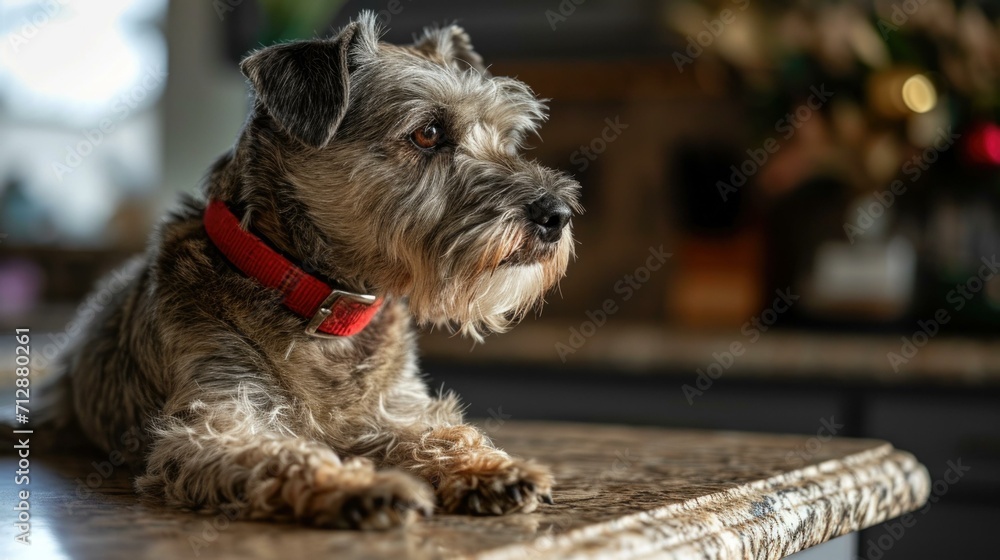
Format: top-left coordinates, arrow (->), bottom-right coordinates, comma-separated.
527,195 -> 571,243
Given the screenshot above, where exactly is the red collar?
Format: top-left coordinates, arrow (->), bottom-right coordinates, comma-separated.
203,199 -> 382,338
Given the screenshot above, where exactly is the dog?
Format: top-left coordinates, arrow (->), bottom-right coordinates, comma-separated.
49,11 -> 581,529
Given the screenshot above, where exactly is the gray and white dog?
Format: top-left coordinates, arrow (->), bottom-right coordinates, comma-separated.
51,12 -> 580,529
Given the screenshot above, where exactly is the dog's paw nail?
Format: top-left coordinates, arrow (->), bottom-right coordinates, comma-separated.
342,495 -> 361,509
540,493 -> 554,505
347,506 -> 364,525
466,493 -> 482,514
506,485 -> 522,503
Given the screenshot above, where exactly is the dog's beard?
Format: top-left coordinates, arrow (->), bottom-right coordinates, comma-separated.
452,262 -> 549,338
404,222 -> 572,342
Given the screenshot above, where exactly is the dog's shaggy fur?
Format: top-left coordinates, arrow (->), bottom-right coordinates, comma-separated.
51,12 -> 580,528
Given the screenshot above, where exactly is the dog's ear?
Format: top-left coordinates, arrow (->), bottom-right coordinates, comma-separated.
240,23 -> 359,148
413,25 -> 489,76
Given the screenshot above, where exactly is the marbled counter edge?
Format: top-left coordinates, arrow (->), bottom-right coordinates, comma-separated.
477,444 -> 931,560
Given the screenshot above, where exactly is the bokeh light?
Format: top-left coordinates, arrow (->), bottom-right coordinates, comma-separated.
967,123 -> 1000,166
901,74 -> 936,114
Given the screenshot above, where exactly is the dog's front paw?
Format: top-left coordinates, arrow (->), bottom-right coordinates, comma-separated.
306,467 -> 435,529
438,457 -> 554,515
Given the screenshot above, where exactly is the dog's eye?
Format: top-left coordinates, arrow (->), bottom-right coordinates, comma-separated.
411,124 -> 445,150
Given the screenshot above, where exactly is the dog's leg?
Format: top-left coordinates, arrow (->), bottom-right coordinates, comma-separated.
383,423 -> 554,515
135,406 -> 434,529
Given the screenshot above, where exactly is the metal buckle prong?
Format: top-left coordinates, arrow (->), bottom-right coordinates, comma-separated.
305,289 -> 378,338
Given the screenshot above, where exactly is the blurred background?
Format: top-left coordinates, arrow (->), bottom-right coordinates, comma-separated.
1,0 -> 998,556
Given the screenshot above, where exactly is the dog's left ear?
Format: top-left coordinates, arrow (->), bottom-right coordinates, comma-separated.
240,23 -> 359,148
414,25 -> 489,76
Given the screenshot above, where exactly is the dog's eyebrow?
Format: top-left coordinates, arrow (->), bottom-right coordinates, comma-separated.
376,98 -> 442,138
370,77 -> 545,149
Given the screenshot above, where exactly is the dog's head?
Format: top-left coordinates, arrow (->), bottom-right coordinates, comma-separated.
234,11 -> 581,339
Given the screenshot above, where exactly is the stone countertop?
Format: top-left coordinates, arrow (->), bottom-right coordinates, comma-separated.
1,421 -> 928,559
419,323 -> 1000,386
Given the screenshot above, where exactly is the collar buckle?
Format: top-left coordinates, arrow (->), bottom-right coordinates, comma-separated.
304,290 -> 378,339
